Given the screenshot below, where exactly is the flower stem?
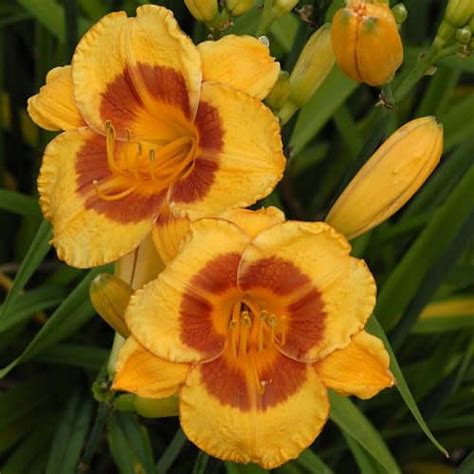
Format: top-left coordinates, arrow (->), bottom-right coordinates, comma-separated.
256,0 -> 274,36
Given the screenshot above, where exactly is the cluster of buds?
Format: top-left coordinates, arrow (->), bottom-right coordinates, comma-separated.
434,0 -> 474,55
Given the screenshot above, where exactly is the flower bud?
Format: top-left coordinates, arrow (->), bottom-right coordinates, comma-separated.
445,0 -> 474,28
331,0 -> 403,86
226,0 -> 255,16
265,71 -> 290,110
115,394 -> 179,418
89,273 -> 132,337
184,0 -> 218,23
391,3 -> 408,24
456,25 -> 472,44
326,117 -> 443,240
278,24 -> 334,123
272,0 -> 299,17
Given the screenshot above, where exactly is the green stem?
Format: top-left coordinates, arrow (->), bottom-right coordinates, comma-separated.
256,0 -> 274,36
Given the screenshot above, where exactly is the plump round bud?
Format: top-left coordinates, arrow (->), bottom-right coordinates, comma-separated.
326,117 -> 443,239
225,0 -> 255,16
391,3 -> 408,24
445,0 -> 474,28
331,0 -> 403,86
114,394 -> 179,418
278,24 -> 335,123
89,273 -> 132,337
456,26 -> 472,44
184,0 -> 219,22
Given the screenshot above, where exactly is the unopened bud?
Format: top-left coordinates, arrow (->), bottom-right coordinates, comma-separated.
326,117 -> 443,239
391,3 -> 408,24
279,24 -> 334,123
456,25 -> 472,44
89,273 -> 132,337
445,0 -> 474,28
226,0 -> 255,16
272,0 -> 299,17
115,394 -> 179,418
331,0 -> 403,86
184,0 -> 218,22
265,71 -> 290,110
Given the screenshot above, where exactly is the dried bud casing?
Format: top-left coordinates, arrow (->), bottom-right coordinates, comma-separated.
89,273 -> 133,337
226,0 -> 255,16
279,24 -> 334,122
184,0 -> 218,22
326,117 -> 443,239
331,0 -> 403,86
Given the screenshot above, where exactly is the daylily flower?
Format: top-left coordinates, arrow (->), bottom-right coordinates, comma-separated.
113,208 -> 394,468
27,5 -> 283,268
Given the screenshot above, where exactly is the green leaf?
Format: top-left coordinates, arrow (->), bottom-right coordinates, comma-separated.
291,68 -> 358,155
0,285 -> 66,333
0,219 -> 51,320
0,267 -> 105,379
34,343 -> 108,371
366,316 -> 448,456
376,165 -> 474,329
456,451 -> 474,474
192,451 -> 210,474
0,189 -> 40,216
108,412 -> 156,474
45,393 -> 94,474
342,433 -> 384,474
441,94 -> 474,152
293,448 -> 333,474
329,392 -> 401,474
156,428 -> 188,473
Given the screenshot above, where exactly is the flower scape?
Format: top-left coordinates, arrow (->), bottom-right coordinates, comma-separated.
13,0 -> 471,471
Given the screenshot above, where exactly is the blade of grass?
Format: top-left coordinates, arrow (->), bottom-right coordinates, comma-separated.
342,433 -> 384,474
192,451 -> 210,474
294,448 -> 334,474
156,428 -> 188,473
329,392 -> 401,474
0,219 -> 51,319
366,316 -> 448,456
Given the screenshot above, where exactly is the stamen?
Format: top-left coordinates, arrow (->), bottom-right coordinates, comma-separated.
239,311 -> 251,356
268,314 -> 276,347
258,310 -> 268,352
93,179 -> 136,201
125,128 -> 132,142
229,320 -> 238,358
105,121 -> 122,174
279,315 -> 287,346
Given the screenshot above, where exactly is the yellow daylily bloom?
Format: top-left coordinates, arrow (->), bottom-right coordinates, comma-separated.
113,210 -> 393,468
331,0 -> 403,86
326,117 -> 443,240
27,5 -> 283,269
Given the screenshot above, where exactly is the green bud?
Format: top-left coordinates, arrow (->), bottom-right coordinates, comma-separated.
391,3 -> 408,24
279,24 -> 335,123
272,0 -> 299,17
115,394 -> 179,418
226,0 -> 255,16
184,0 -> 219,22
265,71 -> 290,110
456,25 -> 472,44
445,0 -> 474,28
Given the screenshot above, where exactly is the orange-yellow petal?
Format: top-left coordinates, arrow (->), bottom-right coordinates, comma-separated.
220,206 -> 285,238
238,221 -> 376,362
38,128 -> 164,267
198,35 -> 280,99
27,65 -> 85,131
315,330 -> 394,399
126,218 -> 251,363
152,207 -> 191,264
169,82 -> 285,218
113,337 -> 189,398
72,6 -> 201,140
180,357 -> 329,469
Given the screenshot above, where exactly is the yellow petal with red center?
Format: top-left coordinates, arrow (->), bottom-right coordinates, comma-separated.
169,82 -> 285,218
198,35 -> 280,99
238,221 -> 376,362
72,5 -> 201,141
38,128 -> 164,268
113,337 -> 189,398
27,65 -> 85,131
220,207 -> 285,239
152,206 -> 191,264
126,218 -> 250,363
315,330 -> 394,399
180,353 -> 329,468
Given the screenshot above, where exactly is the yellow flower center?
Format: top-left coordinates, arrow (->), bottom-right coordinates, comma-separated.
93,120 -> 196,201
228,300 -> 287,358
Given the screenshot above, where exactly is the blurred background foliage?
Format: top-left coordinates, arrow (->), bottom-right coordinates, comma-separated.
0,0 -> 473,473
